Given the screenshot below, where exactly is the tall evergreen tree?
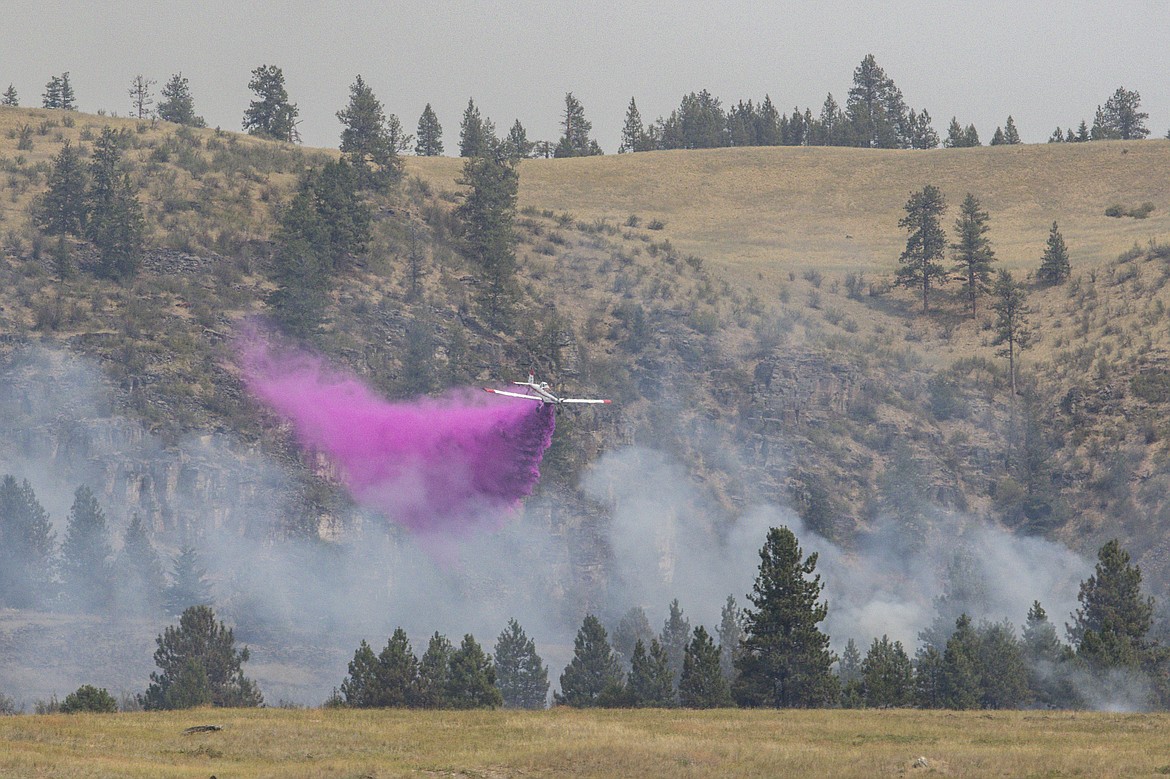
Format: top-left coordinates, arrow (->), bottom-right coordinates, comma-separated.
1069,539 -> 1154,671
555,614 -> 624,707
416,632 -> 452,708
268,235 -> 328,339
242,64 -> 299,142
757,94 -> 782,145
908,109 -> 940,149
128,75 -> 155,119
1076,121 -> 1091,142
990,270 -> 1031,396
611,606 -> 655,670
963,124 -> 981,146
977,621 -> 1029,709
679,626 -> 733,708
336,74 -> 401,189
619,97 -> 648,153
142,605 -> 262,709
733,526 -> 837,707
938,614 -> 981,709
659,599 -> 691,696
1036,221 -> 1070,285
35,140 -> 88,237
895,184 -> 948,313
163,545 -> 214,616
459,98 -> 487,157
860,635 -> 914,708
340,639 -> 383,707
113,514 -> 165,615
42,75 -> 63,109
415,103 -> 444,156
845,54 -> 909,148
817,93 -> 844,146
951,193 -> 996,317
60,485 -> 114,613
1004,116 -> 1021,144
494,619 -> 549,709
1100,87 -> 1149,140
375,628 -> 421,707
1048,127 -> 1065,143
457,140 -> 519,329
913,644 -> 944,708
0,475 -> 55,609
838,638 -> 864,707
555,92 -> 602,157
990,127 -> 1006,146
1022,601 -> 1078,708
503,119 -> 533,160
717,595 -> 744,684
86,128 -> 144,280
447,634 -> 502,709
59,72 -> 75,110
627,639 -> 674,707
2,84 -> 17,106
944,117 -> 966,148
156,73 -> 205,126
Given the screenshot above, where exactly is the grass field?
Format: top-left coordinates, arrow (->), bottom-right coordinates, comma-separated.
2,708 -> 1169,778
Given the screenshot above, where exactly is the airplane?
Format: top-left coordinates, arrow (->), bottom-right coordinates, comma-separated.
484,373 -> 612,407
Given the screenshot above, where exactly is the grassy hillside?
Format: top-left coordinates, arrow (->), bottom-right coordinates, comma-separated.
2,708 -> 1168,778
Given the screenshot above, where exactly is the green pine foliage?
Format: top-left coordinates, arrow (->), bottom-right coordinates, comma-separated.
845,54 -> 910,148
1070,540 -> 1155,671
838,638 -> 864,708
977,621 -> 1029,709
415,103 -> 444,156
459,98 -> 489,158
0,475 -> 56,609
895,184 -> 948,312
243,64 -> 300,142
415,632 -> 453,708
1004,116 -> 1021,144
555,614 -> 624,707
156,73 -> 205,127
503,119 -> 533,160
446,634 -> 502,709
860,635 -> 914,707
733,526 -> 838,707
990,127 -> 1006,146
86,128 -> 145,280
679,626 -> 733,708
113,514 -> 165,615
913,644 -> 944,708
659,599 -> 691,696
1100,87 -> 1149,140
340,628 -> 419,708
59,485 -> 114,613
939,614 -> 982,709
1037,221 -> 1071,285
493,619 -> 549,709
554,92 -> 602,157
142,605 -> 262,709
1022,602 -> 1079,708
336,75 -> 401,189
626,639 -> 674,707
35,140 -> 88,236
990,270 -> 1031,395
456,141 -> 519,329
1,84 -> 17,106
619,98 -> 648,153
611,606 -> 655,670
716,595 -> 744,684
61,685 -> 118,713
951,193 -> 996,317
163,546 -> 214,616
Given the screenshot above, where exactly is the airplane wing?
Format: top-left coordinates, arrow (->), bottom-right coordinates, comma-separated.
561,398 -> 612,404
484,388 -> 544,402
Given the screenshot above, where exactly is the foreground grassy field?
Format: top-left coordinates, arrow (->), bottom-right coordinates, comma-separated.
2,708 -> 1169,778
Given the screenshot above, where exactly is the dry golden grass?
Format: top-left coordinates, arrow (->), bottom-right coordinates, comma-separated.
1,707 -> 1168,778
406,141 -> 1170,289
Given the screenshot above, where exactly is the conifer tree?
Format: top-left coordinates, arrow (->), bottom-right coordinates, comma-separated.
963,124 -> 980,146
86,128 -> 144,280
1,84 -> 16,106
269,236 -> 328,339
113,514 -> 165,615
977,621 -> 1029,709
503,119 -> 533,160
990,127 -> 1006,145
612,606 -> 655,670
619,97 -> 647,153
61,684 -> 118,713
164,546 -> 213,616
457,139 -> 519,329
733,526 -> 837,707
627,639 -> 674,707
555,92 -> 602,157
679,626 -> 733,708
415,103 -> 444,156
142,605 -> 262,709
860,635 -> 914,707
1022,601 -> 1078,708
59,72 -> 75,110
376,628 -> 421,706
717,595 -> 744,684
1004,116 -> 1021,144
1069,539 -> 1154,672
60,485 -> 114,613
838,638 -> 864,707
243,64 -> 299,142
951,193 -> 996,317
1076,121 -> 1090,142
416,632 -> 452,708
1049,127 -> 1064,143
459,98 -> 486,157
659,599 -> 691,696
1036,221 -> 1070,285
990,270 -> 1031,396
493,619 -> 549,709
447,634 -> 502,709
913,644 -> 944,707
944,117 -> 965,148
128,75 -> 155,119
156,73 -> 205,126
555,614 -> 624,707
336,74 -> 400,189
846,54 -> 909,148
895,184 -> 948,313
1101,87 -> 1149,139
757,95 -> 782,145
43,75 -> 63,109
35,140 -> 88,237
908,109 -> 939,149
0,475 -> 56,608
939,614 -> 981,709
340,640 -> 381,707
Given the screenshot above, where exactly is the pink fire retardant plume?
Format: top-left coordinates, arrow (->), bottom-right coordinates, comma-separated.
238,328 -> 555,535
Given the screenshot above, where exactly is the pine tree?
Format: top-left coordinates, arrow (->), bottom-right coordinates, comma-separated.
1090,106 -> 1109,140
1048,127 -> 1064,143
59,73 -> 75,110
1076,121 -> 1090,142
679,626 -> 733,708
0,475 -> 56,609
944,117 -> 965,148
963,124 -> 981,146
1069,540 -> 1154,672
611,606 -> 655,670
846,54 -> 908,148
86,128 -> 144,280
555,614 -> 624,707
268,236 -> 328,339
61,684 -> 118,713
1004,116 -> 1021,144
757,94 -> 782,145
716,595 -> 744,684
113,514 -> 165,615
977,621 -> 1029,709
503,119 -> 533,160
818,93 -> 843,146
416,632 -> 452,708
951,193 -> 996,317
860,635 -> 914,707
990,127 -> 1006,146
457,140 -> 519,329
627,639 -> 674,707
939,614 -> 981,709
336,75 -> 400,189
341,640 -> 381,707
415,103 -> 444,156
494,619 -> 549,709
2,84 -> 18,107
619,97 -> 647,153
1022,601 -> 1078,708
459,98 -> 486,157
1101,87 -> 1149,139
447,634 -> 502,709
156,73 -> 205,126
142,605 -> 262,709
909,109 -> 939,149
555,92 -> 602,157
127,75 -> 155,119
990,270 -> 1031,396
659,599 -> 691,696
60,485 -> 114,613
838,638 -> 864,707
243,64 -> 299,142
35,140 -> 88,236
913,644 -> 944,707
163,546 -> 213,616
43,75 -> 63,109
1036,221 -> 1070,285
895,184 -> 948,313
733,526 -> 837,707
385,113 -> 412,155
377,628 -> 421,706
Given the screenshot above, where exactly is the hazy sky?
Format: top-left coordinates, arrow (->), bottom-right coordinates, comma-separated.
3,1 -> 1168,152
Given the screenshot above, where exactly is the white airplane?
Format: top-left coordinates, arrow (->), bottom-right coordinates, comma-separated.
484,373 -> 612,407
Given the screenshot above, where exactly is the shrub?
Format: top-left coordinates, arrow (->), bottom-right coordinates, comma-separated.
646,218 -> 665,230
61,685 -> 118,714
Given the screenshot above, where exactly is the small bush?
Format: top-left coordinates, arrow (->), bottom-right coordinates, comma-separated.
646,218 -> 665,230
625,214 -> 641,228
61,685 -> 118,714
